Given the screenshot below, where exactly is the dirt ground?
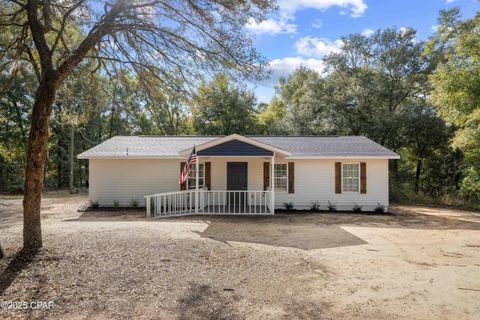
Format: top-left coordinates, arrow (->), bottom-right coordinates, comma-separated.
1,194 -> 480,319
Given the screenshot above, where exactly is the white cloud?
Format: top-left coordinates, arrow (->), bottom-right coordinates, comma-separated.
446,0 -> 457,3
311,19 -> 322,29
246,0 -> 367,36
262,57 -> 325,85
361,28 -> 375,37
431,25 -> 439,32
245,18 -> 297,35
278,0 -> 368,18
294,36 -> 342,58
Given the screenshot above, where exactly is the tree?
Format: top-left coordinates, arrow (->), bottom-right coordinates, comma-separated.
191,74 -> 260,135
322,28 -> 431,147
267,67 -> 335,135
427,9 -> 480,163
0,0 -> 273,248
401,105 -> 452,194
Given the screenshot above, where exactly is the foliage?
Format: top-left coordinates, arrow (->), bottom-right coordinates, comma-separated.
310,201 -> 320,211
130,199 -> 140,209
113,200 -> 120,209
352,203 -> 363,212
427,10 -> 480,155
191,75 -> 260,135
90,201 -> 99,209
283,202 -> 294,210
459,167 -> 480,203
327,201 -> 337,212
374,203 -> 386,213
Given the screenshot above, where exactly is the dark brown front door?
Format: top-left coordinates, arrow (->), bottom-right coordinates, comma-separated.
227,162 -> 248,191
227,162 -> 248,210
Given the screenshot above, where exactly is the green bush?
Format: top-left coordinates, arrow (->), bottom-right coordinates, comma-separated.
130,199 -> 140,209
327,201 -> 337,212
113,200 -> 120,209
352,203 -> 362,212
374,203 -> 385,213
283,202 -> 294,210
310,201 -> 320,211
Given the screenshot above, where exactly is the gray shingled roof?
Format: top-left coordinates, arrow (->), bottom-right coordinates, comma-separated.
77,135 -> 399,159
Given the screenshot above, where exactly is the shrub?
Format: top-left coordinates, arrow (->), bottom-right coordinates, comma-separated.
113,200 -> 120,209
374,203 -> 385,213
283,202 -> 294,210
130,199 -> 140,209
310,201 -> 320,211
352,203 -> 362,212
327,201 -> 337,212
90,200 -> 99,209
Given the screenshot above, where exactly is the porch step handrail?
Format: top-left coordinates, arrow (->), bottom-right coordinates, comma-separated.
145,190 -> 273,218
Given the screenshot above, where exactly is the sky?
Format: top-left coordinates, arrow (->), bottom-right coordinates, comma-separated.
247,0 -> 479,103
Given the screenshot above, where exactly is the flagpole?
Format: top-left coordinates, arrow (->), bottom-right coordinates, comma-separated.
195,145 -> 199,214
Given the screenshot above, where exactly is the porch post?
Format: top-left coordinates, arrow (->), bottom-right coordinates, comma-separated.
271,152 -> 275,214
195,156 -> 200,213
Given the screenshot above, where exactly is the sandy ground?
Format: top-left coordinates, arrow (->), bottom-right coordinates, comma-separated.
1,194 -> 480,319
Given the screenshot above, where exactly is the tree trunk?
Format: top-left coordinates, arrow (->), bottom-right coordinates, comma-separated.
69,122 -> 75,193
0,243 -> 4,259
23,76 -> 58,249
414,158 -> 422,195
109,87 -> 116,138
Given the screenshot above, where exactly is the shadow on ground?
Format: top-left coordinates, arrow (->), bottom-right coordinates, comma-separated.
69,207 -> 480,250
194,222 -> 367,250
0,248 -> 39,295
65,210 -> 146,221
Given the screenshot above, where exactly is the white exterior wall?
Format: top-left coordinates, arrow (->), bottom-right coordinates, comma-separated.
274,159 -> 389,211
89,159 -> 180,207
88,157 -> 390,211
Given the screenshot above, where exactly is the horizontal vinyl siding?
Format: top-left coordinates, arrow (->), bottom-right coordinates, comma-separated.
89,158 -> 389,211
89,159 -> 180,207
274,159 -> 389,211
198,140 -> 273,156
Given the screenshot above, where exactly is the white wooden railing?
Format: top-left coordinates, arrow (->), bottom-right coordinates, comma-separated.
145,190 -> 273,218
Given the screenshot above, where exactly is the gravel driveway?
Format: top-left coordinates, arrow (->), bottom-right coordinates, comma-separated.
1,194 -> 480,319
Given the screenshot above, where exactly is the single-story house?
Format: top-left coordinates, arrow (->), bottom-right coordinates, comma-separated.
78,134 -> 399,216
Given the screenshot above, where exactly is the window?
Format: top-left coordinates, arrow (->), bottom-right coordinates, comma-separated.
187,163 -> 204,190
342,163 -> 359,192
274,164 -> 288,192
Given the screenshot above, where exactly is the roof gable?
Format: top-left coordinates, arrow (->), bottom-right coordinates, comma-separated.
197,139 -> 273,156
182,134 -> 291,157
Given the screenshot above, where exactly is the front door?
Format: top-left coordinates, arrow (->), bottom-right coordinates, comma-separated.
227,162 -> 248,211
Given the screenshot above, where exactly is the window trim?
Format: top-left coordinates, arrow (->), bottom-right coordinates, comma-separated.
341,162 -> 360,193
187,163 -> 205,190
274,163 -> 288,193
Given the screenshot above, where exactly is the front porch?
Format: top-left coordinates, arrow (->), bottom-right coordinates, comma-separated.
145,190 -> 273,217
145,135 -> 292,217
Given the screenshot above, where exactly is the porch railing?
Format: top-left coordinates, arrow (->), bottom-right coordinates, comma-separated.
145,190 -> 273,218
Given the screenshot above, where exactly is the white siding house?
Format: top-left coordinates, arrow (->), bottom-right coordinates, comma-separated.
79,134 -> 399,215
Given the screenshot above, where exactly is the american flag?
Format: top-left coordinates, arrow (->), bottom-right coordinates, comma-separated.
179,147 -> 197,185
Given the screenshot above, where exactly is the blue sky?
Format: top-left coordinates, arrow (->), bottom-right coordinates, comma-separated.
248,0 -> 479,103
